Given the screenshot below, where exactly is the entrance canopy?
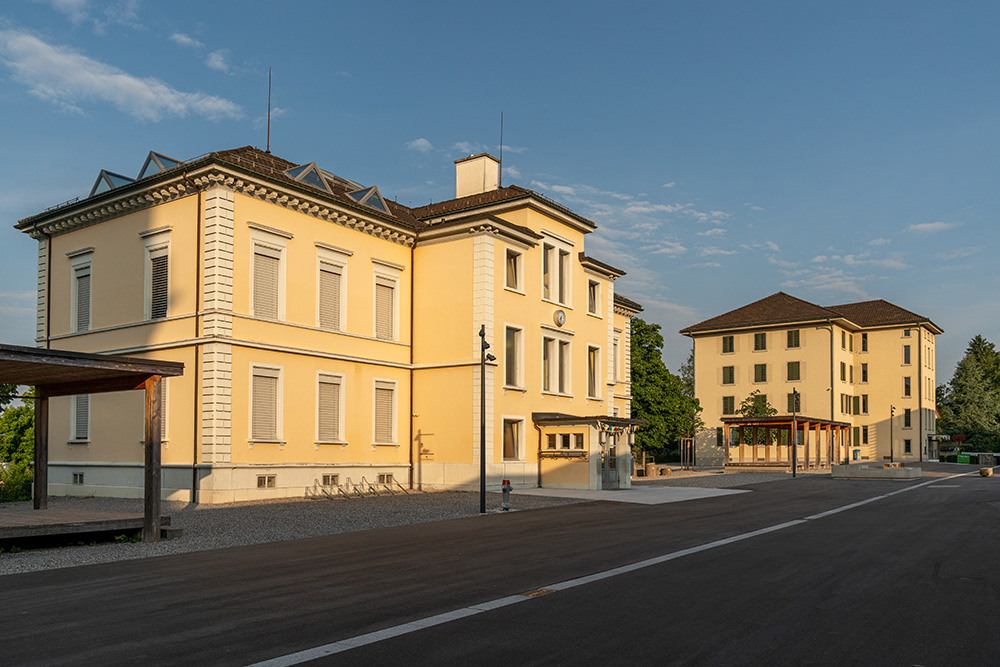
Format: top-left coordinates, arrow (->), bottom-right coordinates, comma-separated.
721,414 -> 852,470
0,344 -> 183,542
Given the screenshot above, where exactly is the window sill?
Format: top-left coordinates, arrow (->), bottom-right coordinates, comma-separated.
541,390 -> 573,399
504,385 -> 527,394
67,439 -> 90,446
541,298 -> 572,310
504,286 -> 525,296
316,440 -> 349,451
248,440 -> 285,450
586,395 -> 602,402
540,450 -> 587,458
586,311 -> 602,320
372,442 -> 401,451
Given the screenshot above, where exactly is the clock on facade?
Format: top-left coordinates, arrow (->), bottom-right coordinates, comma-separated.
553,309 -> 566,327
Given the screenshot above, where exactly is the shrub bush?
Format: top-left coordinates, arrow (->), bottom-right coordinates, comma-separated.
0,463 -> 32,502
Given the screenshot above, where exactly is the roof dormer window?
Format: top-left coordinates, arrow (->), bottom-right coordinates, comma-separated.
89,170 -> 135,197
347,185 -> 389,213
137,152 -> 182,180
284,162 -> 333,193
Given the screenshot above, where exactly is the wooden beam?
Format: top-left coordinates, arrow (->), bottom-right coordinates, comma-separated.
35,375 -> 153,398
143,375 -> 162,543
33,396 -> 48,510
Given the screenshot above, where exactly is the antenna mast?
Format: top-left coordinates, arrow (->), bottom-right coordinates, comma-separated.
266,68 -> 272,154
499,111 -> 503,188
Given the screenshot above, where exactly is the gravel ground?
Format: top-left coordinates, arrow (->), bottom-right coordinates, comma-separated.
0,491 -> 582,577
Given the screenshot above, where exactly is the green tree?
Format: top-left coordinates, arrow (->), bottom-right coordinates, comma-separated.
678,348 -> 695,399
737,390 -> 778,418
0,383 -> 16,411
630,318 -> 702,452
0,391 -> 34,502
940,351 -> 1000,432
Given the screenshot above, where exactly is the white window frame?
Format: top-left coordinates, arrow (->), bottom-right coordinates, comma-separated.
501,415 -> 525,461
541,238 -> 573,307
69,394 -> 90,443
141,228 -> 171,321
587,279 -> 602,317
316,246 -> 349,332
558,339 -> 572,395
372,378 -> 399,448
250,229 -> 287,321
372,261 -> 402,342
504,324 -> 524,389
587,344 -> 602,400
68,248 -> 94,333
504,247 -> 524,294
249,364 -> 283,445
316,371 -> 346,445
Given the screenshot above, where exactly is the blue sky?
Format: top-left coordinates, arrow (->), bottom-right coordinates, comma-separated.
0,1 -> 997,383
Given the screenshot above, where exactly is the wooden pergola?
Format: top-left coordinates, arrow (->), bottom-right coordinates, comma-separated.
721,415 -> 852,471
0,344 -> 183,542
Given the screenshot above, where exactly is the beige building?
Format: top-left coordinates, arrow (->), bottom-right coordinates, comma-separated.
680,292 -> 943,467
15,147 -> 642,502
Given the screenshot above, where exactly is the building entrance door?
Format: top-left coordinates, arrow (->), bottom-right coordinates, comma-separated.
602,435 -> 618,489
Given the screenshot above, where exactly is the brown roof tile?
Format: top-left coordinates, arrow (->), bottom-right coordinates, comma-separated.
614,293 -> 644,313
410,184 -> 596,229
680,292 -> 839,334
681,292 -> 943,335
827,300 -> 942,332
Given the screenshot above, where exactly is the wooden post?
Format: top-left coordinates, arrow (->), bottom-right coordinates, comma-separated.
143,375 -> 162,543
33,394 -> 49,510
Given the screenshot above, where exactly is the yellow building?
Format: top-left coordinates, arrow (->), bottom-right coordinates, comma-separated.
680,292 -> 943,467
16,147 -> 642,502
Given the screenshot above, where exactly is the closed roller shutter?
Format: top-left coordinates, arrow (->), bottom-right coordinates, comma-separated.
76,270 -> 91,331
254,252 -> 279,319
252,373 -> 278,440
374,382 -> 394,443
318,377 -> 341,441
375,279 -> 394,340
75,394 -> 89,440
319,264 -> 342,330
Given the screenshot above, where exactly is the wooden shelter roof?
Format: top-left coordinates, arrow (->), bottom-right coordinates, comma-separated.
721,415 -> 851,428
0,344 -> 183,397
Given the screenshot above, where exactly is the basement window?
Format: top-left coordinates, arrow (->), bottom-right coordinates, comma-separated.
322,474 -> 339,487
378,473 -> 394,485
72,472 -> 84,485
257,474 -> 276,489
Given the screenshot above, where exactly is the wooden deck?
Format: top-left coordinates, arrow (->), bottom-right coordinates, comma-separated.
0,509 -> 171,540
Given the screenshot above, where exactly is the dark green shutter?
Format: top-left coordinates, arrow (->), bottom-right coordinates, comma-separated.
716,427 -> 723,446
853,427 -> 860,446
853,396 -> 860,415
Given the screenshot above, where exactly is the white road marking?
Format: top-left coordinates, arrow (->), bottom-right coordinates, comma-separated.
247,471 -> 972,667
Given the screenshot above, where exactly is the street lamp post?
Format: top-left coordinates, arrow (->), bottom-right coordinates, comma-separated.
890,405 -> 895,464
479,325 -> 496,514
791,389 -> 799,478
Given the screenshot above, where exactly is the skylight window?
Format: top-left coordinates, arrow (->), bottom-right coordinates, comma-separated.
137,152 -> 182,180
347,186 -> 389,213
89,170 -> 136,197
283,162 -> 332,193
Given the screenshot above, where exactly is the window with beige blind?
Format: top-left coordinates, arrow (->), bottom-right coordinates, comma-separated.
253,246 -> 281,320
318,261 -> 343,331
373,380 -> 396,444
587,345 -> 600,399
503,418 -> 523,460
505,325 -> 523,388
142,229 -> 170,321
317,373 -> 343,442
374,276 -> 395,340
251,366 -> 281,441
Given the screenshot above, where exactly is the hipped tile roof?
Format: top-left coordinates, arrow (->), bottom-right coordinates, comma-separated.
680,292 -> 942,334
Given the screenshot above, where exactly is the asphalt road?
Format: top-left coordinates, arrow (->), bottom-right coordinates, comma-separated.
4,464 -> 998,666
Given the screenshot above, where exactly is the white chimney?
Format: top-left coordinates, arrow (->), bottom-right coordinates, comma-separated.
455,153 -> 500,199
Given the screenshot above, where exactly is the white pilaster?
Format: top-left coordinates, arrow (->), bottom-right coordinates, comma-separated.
471,234 -> 495,464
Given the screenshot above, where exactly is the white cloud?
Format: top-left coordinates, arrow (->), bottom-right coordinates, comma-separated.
502,165 -> 521,179
662,182 -> 676,188
452,140 -> 488,155
650,242 -> 687,256
0,290 -> 35,300
907,221 -> 961,233
689,261 -> 722,268
936,247 -> 980,261
868,238 -> 891,246
500,144 -> 527,154
43,0 -> 89,23
700,247 -> 737,256
406,138 -> 433,153
744,202 -> 765,211
766,241 -> 780,252
624,202 -> 687,215
811,255 -> 828,263
253,106 -> 288,131
769,257 -> 799,269
697,227 -> 726,237
0,30 -> 243,121
550,184 -> 575,196
170,33 -> 203,49
206,49 -> 230,73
